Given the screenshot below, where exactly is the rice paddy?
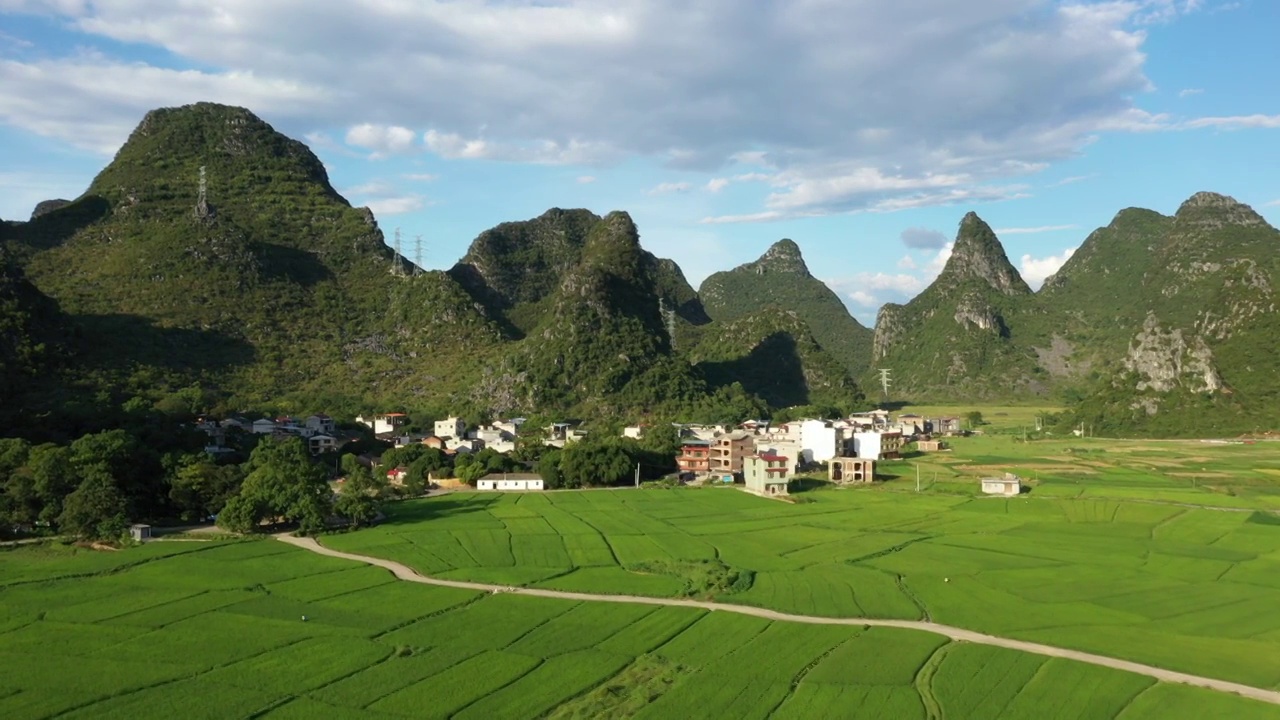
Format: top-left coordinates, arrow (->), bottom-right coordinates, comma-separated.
6,428 -> 1280,717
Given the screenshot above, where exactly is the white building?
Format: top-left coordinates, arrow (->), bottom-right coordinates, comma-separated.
357,413 -> 409,436
477,474 -> 544,491
622,425 -> 646,440
252,419 -> 278,434
435,417 -> 466,440
982,474 -> 1022,497
799,419 -> 839,464
855,430 -> 906,458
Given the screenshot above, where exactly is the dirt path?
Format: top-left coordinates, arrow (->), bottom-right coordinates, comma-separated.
277,534 -> 1280,706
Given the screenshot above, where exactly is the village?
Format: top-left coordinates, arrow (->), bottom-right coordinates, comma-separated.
191,409 -> 1023,499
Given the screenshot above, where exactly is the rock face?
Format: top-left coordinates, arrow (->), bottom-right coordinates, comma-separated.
938,213 -> 1032,296
30,200 -> 71,221
1124,314 -> 1222,395
700,239 -> 873,376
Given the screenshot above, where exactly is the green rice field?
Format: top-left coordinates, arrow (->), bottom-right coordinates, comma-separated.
3,538 -> 1277,719
317,433 -> 1280,693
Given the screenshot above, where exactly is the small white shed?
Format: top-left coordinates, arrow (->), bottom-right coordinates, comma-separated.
129,524 -> 152,541
981,473 -> 1022,497
477,474 -> 544,491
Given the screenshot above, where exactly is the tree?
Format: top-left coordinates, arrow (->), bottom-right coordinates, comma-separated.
57,472 -> 128,540
965,411 -> 985,428
218,437 -> 332,534
27,444 -> 75,525
169,456 -> 243,522
335,462 -> 385,528
560,441 -> 633,488
538,449 -> 564,489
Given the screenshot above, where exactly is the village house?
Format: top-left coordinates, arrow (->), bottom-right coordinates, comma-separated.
252,418 -> 278,434
755,441 -> 803,472
305,414 -> 336,435
686,424 -> 732,441
493,418 -> 526,436
622,424 -> 647,439
799,419 -> 841,464
829,457 -> 875,484
932,417 -> 962,436
982,473 -> 1023,496
896,414 -> 928,436
357,413 -> 409,436
544,423 -> 588,448
852,430 -> 904,460
917,439 -> 949,452
711,432 -> 755,477
129,524 -> 152,542
308,434 -> 337,455
435,416 -> 466,441
469,424 -> 517,454
677,439 -> 712,477
477,473 -> 544,491
221,416 -> 252,432
421,436 -> 448,450
743,454 -> 792,497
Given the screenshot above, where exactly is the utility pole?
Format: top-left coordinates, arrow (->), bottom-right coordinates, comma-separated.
878,368 -> 892,406
635,463 -> 641,488
414,234 -> 424,275
915,464 -> 921,492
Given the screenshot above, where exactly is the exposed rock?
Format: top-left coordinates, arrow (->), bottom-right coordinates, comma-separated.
750,239 -> 812,277
871,303 -> 905,361
1174,191 -> 1269,230
30,199 -> 71,221
1123,314 -> 1222,393
938,213 -> 1031,295
952,292 -> 1005,335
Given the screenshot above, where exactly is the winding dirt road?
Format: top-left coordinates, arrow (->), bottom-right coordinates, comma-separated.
277,534 -> 1280,706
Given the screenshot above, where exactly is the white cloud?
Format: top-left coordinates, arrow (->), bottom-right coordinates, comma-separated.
1183,114 -> 1280,130
900,227 -> 948,249
365,196 -> 425,215
647,181 -> 691,196
994,224 -> 1077,235
847,290 -> 877,307
1178,88 -> 1204,98
926,243 -> 955,277
733,172 -> 773,182
402,172 -> 439,182
706,177 -> 730,193
576,175 -> 597,184
896,255 -> 917,270
342,180 -> 396,196
1048,174 -> 1095,187
1020,247 -> 1078,288
700,210 -> 784,225
345,123 -> 417,156
423,129 -> 615,165
0,0 -> 1262,219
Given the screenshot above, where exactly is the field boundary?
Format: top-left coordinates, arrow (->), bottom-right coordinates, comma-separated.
277,533 -> 1280,707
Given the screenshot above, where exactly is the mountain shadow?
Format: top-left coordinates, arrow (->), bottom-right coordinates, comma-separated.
699,331 -> 813,408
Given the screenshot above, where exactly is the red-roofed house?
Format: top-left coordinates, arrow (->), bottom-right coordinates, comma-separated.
744,454 -> 792,497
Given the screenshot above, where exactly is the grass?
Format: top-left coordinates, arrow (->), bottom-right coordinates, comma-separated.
1,538 -> 1278,718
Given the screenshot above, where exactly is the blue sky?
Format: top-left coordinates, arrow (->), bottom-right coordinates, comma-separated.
1,0 -> 1277,324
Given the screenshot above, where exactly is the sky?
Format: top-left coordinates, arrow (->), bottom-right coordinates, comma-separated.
1,0 -> 1278,325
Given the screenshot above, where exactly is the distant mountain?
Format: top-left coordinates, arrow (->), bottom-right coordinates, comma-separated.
6,102 -> 503,419
1043,192 -> 1280,435
2,103 -> 866,424
0,243 -> 63,410
700,239 -> 873,376
869,213 -> 1040,400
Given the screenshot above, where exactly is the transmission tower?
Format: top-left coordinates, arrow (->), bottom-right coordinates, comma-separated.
414,235 -> 424,276
878,368 -> 892,405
